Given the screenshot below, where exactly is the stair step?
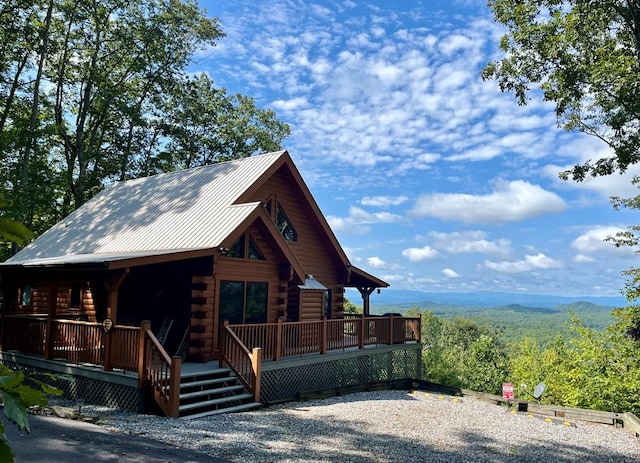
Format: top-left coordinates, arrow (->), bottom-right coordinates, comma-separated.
181,401 -> 262,419
179,393 -> 254,412
180,384 -> 245,400
180,377 -> 236,390
180,368 -> 231,381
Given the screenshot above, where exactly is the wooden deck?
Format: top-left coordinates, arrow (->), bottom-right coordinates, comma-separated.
1,314 -> 421,416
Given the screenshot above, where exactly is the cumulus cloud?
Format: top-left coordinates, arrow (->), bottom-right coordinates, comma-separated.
327,205 -> 403,234
410,180 -> 567,224
574,254 -> 595,263
367,256 -> 386,268
570,226 -> 637,258
443,268 -> 460,278
402,245 -> 439,261
429,230 -> 513,258
484,253 -> 563,273
208,0 -> 564,182
360,195 -> 409,207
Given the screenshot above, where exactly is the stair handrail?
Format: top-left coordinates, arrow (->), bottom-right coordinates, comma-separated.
221,321 -> 261,402
139,320 -> 181,418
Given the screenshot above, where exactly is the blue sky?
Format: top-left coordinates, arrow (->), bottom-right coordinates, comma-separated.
195,0 -> 640,297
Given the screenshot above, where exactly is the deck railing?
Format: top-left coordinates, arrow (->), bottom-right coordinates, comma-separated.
50,319 -> 104,366
0,315 -> 141,372
2,315 -> 47,356
220,321 -> 261,402
110,325 -> 141,372
139,320 -> 181,418
227,314 -> 421,362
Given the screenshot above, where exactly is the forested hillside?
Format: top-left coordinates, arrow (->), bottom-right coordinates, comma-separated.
368,300 -> 615,345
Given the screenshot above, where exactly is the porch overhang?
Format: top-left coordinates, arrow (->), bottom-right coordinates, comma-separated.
346,265 -> 389,289
346,266 -> 389,316
0,248 -> 216,272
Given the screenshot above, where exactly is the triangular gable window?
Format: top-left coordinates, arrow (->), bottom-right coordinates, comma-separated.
277,204 -> 297,242
248,238 -> 265,260
227,235 -> 265,260
227,237 -> 245,258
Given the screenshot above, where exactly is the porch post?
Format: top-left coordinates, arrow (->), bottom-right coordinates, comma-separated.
275,317 -> 283,361
44,282 -> 59,360
359,314 -> 365,350
103,269 -> 129,371
320,317 -> 327,354
251,347 -> 262,403
357,286 -> 375,316
138,320 -> 151,388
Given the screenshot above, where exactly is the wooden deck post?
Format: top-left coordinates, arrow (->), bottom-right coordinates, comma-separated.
44,282 -> 58,360
359,315 -> 365,350
220,320 -> 229,368
169,356 -> 182,418
275,317 -> 283,361
251,347 -> 262,403
388,314 -> 394,345
416,313 -> 421,343
320,317 -> 327,354
138,320 -> 151,388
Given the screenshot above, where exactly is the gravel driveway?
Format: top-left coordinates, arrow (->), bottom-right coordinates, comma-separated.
94,390 -> 639,462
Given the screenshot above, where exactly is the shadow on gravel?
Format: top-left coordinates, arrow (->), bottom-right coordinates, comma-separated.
141,393 -> 635,463
1,410 -> 227,463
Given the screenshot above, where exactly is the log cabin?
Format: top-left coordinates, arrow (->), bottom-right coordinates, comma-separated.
0,151 -> 421,418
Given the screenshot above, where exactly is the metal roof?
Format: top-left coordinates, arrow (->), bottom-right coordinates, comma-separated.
4,152 -> 286,266
298,276 -> 328,290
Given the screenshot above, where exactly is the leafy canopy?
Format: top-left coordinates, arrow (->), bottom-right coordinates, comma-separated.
483,0 -> 640,180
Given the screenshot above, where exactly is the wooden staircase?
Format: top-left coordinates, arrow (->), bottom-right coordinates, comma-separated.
178,365 -> 262,419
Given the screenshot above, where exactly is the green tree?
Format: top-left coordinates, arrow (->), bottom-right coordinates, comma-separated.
483,0 -> 640,180
343,298 -> 361,314
0,0 -> 290,245
419,312 -> 509,393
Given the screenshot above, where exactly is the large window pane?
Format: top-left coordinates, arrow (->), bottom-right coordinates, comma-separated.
219,281 -> 244,324
245,282 -> 268,324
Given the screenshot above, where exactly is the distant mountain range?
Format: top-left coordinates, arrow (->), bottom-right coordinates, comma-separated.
344,289 -> 627,309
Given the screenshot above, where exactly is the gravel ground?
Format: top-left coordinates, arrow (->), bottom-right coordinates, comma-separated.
83,390 -> 638,462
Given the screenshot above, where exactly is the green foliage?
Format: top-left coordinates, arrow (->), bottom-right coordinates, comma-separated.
484,0 -> 640,180
343,298 -> 361,314
0,0 -> 290,248
418,311 -> 509,395
415,308 -> 640,413
0,365 -> 63,462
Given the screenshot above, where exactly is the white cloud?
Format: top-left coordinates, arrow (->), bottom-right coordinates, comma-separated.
368,256 -> 386,268
484,253 -> 563,273
347,206 -> 403,224
326,215 -> 369,234
570,226 -> 637,258
429,230 -> 513,258
402,245 -> 439,262
326,205 -> 402,234
360,195 -> 409,207
271,97 -> 309,111
443,268 -> 460,278
410,180 -> 567,224
574,254 -> 595,263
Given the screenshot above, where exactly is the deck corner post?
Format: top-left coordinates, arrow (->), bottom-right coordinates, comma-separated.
220,320 -> 229,368
359,314 -> 366,350
320,317 -> 327,354
169,356 -> 182,418
138,320 -> 151,388
275,317 -> 283,361
251,347 -> 262,403
416,313 -> 421,343
388,314 -> 394,346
